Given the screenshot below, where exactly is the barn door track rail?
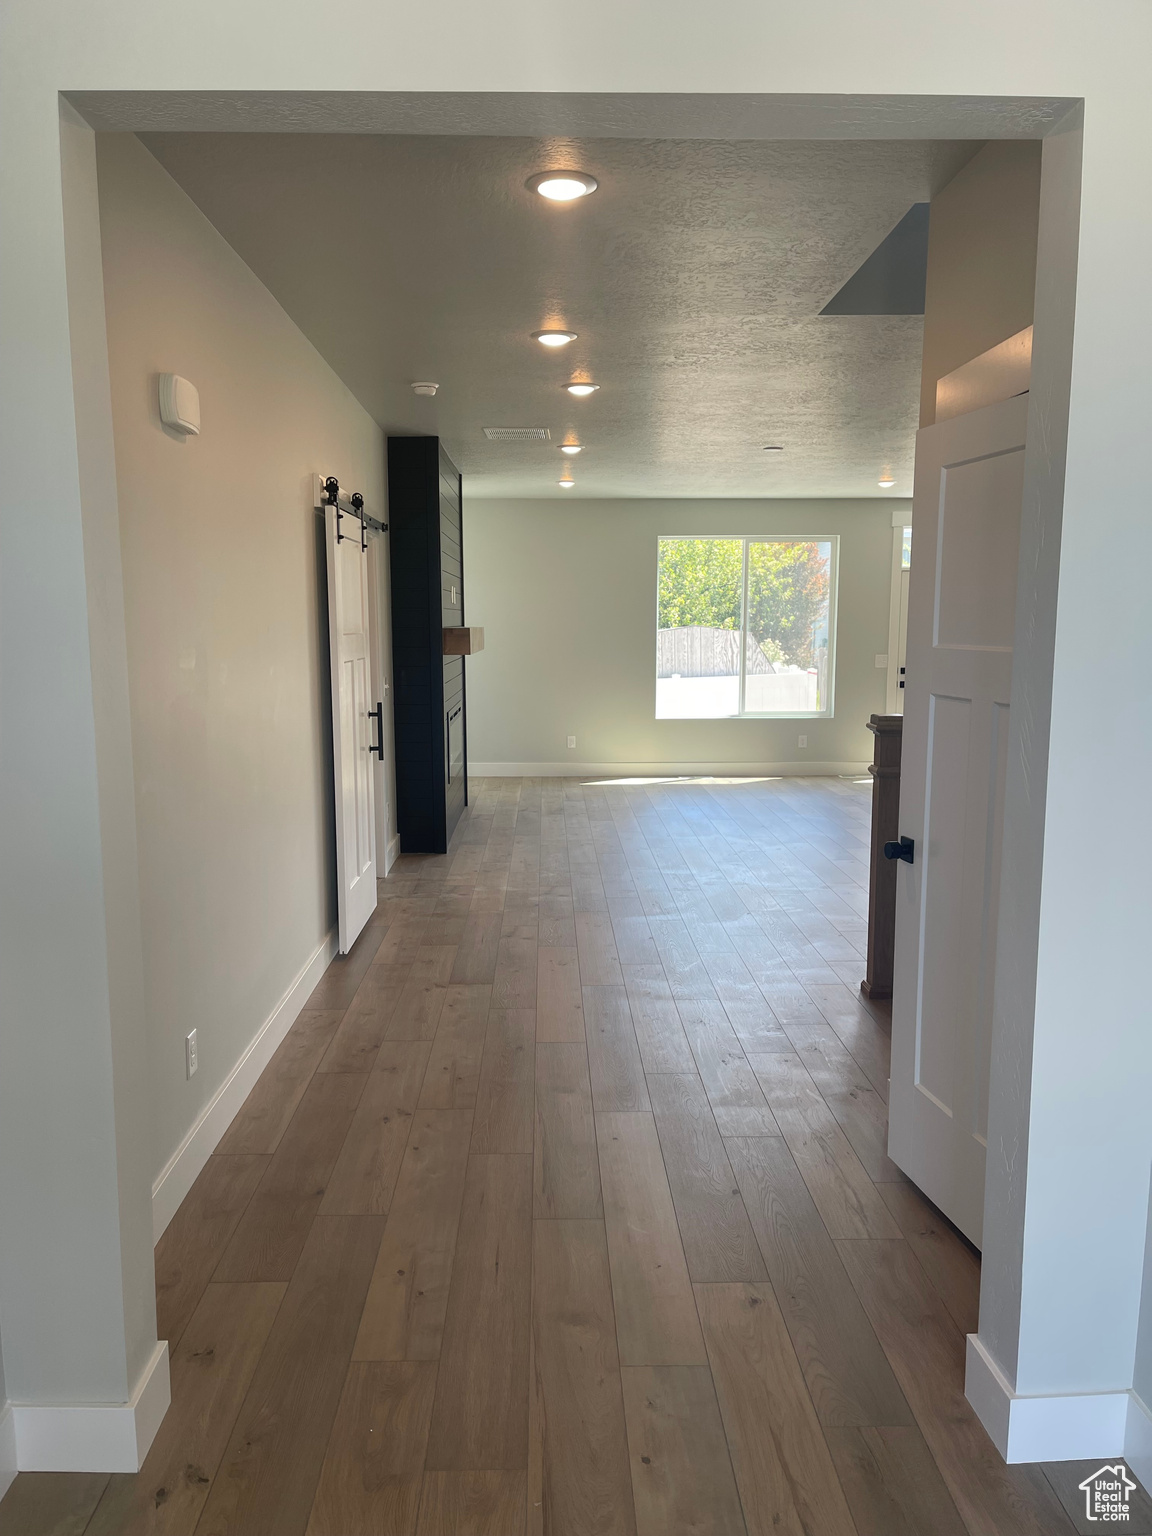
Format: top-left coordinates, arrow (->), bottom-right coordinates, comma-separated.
314,472 -> 387,548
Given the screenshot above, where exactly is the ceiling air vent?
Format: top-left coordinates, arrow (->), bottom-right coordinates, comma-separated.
483,427 -> 551,442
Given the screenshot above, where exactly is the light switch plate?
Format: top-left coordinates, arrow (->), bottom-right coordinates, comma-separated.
567,736 -> 576,749
875,653 -> 889,668
797,735 -> 807,748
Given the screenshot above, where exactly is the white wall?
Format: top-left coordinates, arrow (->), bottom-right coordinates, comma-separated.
919,141 -> 1041,426
0,103 -> 162,1433
96,134 -> 388,1197
464,497 -> 894,774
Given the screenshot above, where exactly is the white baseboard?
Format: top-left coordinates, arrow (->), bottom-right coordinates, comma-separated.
385,833 -> 400,874
151,929 -> 338,1242
1126,1390 -> 1152,1492
468,760 -> 870,780
12,1341 -> 170,1473
0,1401 -> 15,1502
966,1333 -> 1130,1462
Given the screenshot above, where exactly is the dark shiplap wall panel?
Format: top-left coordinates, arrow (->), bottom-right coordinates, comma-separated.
388,436 -> 467,853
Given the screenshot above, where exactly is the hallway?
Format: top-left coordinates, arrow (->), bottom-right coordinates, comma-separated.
1,777 -> 1101,1535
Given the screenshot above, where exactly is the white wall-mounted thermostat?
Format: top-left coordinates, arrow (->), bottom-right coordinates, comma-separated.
159,374 -> 201,435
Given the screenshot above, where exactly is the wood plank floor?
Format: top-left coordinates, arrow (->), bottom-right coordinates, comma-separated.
2,776 -> 1092,1536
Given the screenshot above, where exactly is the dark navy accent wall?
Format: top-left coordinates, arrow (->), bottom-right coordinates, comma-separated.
388,436 -> 467,853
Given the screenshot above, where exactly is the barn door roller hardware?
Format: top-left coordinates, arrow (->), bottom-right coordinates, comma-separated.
317,474 -> 388,543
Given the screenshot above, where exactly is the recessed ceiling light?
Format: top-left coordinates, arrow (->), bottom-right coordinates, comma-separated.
532,329 -> 578,347
878,474 -> 897,488
565,383 -> 599,397
763,445 -> 783,452
560,444 -> 583,455
527,171 -> 598,202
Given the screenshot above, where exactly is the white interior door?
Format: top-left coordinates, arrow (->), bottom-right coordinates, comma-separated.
326,505 -> 377,953
888,392 -> 1027,1247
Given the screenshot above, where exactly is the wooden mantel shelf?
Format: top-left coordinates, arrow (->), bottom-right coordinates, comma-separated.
442,626 -> 484,656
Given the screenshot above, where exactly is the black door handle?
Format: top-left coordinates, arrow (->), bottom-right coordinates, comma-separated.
884,836 -> 914,864
369,703 -> 384,759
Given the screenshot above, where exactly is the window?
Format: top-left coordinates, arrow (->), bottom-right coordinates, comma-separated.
901,525 -> 912,569
656,536 -> 837,719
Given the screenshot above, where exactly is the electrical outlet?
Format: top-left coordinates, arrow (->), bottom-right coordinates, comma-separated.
567,735 -> 576,750
875,653 -> 889,668
797,735 -> 807,748
185,1029 -> 198,1079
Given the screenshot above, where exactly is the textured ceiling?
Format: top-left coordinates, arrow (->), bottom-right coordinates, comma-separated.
139,132 -> 977,498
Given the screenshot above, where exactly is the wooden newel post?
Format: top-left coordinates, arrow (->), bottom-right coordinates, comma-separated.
862,714 -> 903,1001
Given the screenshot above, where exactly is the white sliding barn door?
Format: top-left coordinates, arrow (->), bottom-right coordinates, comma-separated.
888,392 -> 1027,1247
326,506 -> 377,953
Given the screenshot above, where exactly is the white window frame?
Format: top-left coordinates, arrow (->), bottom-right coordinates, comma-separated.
656,534 -> 839,720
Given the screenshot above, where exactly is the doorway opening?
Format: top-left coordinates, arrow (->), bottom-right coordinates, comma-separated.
7,81 -> 1113,1528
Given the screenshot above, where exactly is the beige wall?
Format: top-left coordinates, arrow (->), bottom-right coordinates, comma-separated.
919,140 -> 1042,425
97,133 -> 387,1188
463,497 -> 896,773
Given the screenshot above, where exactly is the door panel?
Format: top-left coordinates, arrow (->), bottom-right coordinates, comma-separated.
975,700 -> 1011,1143
327,506 -> 377,953
936,452 -> 1022,650
888,393 -> 1027,1247
917,693 -> 971,1114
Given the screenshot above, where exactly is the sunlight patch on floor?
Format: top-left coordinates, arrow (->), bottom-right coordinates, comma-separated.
580,775 -> 783,787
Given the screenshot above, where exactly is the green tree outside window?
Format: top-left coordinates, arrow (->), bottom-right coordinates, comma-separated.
658,537 -> 830,668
